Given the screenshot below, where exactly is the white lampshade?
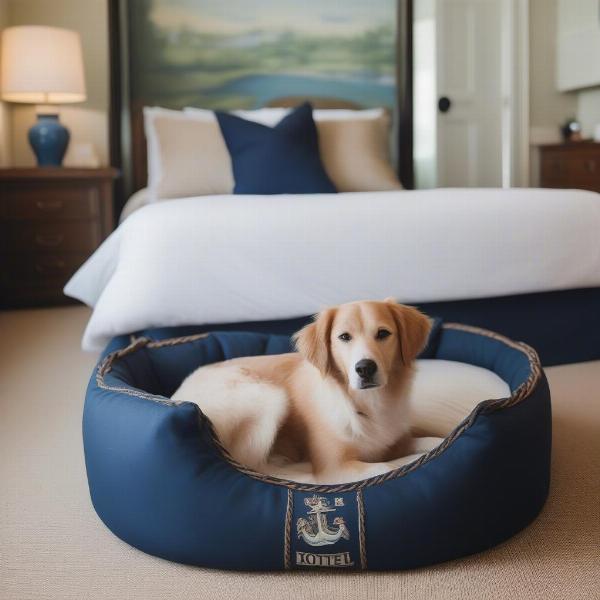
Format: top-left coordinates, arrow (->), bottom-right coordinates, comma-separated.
1,25 -> 86,104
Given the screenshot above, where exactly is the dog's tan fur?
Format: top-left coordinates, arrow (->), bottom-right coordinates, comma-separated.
172,299 -> 432,484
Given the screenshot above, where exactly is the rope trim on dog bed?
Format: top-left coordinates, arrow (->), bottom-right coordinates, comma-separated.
94,324 -> 542,493
356,489 -> 367,570
284,489 -> 293,569
95,333 -> 210,406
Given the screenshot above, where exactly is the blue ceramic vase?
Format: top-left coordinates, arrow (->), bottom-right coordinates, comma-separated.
28,114 -> 70,167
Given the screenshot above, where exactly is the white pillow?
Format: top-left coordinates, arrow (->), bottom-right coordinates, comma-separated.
315,109 -> 402,192
232,107 -> 289,127
143,107 -> 234,201
185,106 -> 402,193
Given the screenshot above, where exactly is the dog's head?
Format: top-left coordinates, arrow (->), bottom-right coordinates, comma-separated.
294,299 -> 432,391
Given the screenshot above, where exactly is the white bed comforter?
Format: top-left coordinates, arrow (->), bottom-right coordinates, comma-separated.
65,188 -> 600,351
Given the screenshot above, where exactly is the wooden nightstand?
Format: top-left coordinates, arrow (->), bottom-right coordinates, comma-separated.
0,167 -> 119,308
539,141 -> 600,193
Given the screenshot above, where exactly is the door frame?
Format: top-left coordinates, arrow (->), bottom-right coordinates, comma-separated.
413,0 -> 529,188
508,0 -> 530,187
397,0 -> 415,189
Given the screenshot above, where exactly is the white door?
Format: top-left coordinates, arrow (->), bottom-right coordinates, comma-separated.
436,0 -> 504,187
414,0 -> 524,188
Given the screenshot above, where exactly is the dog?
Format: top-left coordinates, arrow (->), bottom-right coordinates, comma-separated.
172,299 -> 434,484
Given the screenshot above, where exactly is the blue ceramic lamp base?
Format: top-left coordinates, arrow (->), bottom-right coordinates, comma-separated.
28,114 -> 70,167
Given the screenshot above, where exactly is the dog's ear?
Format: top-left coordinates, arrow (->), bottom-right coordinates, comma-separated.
293,308 -> 336,376
385,299 -> 432,365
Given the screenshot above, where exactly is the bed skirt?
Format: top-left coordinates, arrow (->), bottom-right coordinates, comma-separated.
113,287 -> 600,366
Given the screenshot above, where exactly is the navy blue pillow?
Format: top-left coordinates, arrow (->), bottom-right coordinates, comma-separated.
215,103 -> 337,194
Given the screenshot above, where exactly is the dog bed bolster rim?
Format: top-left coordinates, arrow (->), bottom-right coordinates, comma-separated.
93,323 -> 542,493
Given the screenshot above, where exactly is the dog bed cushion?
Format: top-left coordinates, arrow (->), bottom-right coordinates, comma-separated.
83,322 -> 550,571
265,360 -> 511,481
411,359 -> 510,437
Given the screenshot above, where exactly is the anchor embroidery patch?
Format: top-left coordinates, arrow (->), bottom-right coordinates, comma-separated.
290,491 -> 362,568
297,495 -> 349,546
296,495 -> 350,547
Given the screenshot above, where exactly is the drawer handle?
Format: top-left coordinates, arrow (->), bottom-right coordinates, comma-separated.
35,200 -> 64,212
35,233 -> 65,247
35,258 -> 66,274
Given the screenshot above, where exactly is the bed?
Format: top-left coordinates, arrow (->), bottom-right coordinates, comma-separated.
97,3 -> 600,366
66,185 -> 600,365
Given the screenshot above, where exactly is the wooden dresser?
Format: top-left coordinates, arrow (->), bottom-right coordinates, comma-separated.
0,167 -> 119,308
539,141 -> 600,192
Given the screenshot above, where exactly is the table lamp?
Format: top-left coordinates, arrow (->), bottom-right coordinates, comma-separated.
1,25 -> 86,166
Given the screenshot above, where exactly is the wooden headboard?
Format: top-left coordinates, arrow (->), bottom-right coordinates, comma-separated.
265,97 -> 362,110
108,1 -> 414,211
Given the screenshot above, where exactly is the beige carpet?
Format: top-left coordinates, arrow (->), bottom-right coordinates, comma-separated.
1,306 -> 599,600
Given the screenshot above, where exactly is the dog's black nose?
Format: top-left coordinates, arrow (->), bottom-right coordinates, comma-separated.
355,359 -> 377,379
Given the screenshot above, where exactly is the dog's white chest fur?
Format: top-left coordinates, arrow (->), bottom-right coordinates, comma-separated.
300,365 -> 410,461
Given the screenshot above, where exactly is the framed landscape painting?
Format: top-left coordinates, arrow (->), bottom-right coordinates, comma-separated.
109,0 -> 413,200
127,0 -> 398,110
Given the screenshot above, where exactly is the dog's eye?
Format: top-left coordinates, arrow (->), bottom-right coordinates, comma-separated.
376,329 -> 391,340
338,332 -> 352,342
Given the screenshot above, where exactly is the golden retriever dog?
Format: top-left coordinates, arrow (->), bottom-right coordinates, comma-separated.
172,299 -> 435,484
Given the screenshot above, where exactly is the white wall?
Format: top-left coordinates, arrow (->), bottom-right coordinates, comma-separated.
577,88 -> 600,139
528,0 -> 577,185
529,0 -> 577,140
555,0 -> 600,139
4,0 -> 109,166
556,0 -> 600,92
528,0 -> 600,182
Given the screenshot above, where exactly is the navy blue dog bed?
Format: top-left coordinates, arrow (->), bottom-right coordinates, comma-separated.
83,322 -> 551,570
